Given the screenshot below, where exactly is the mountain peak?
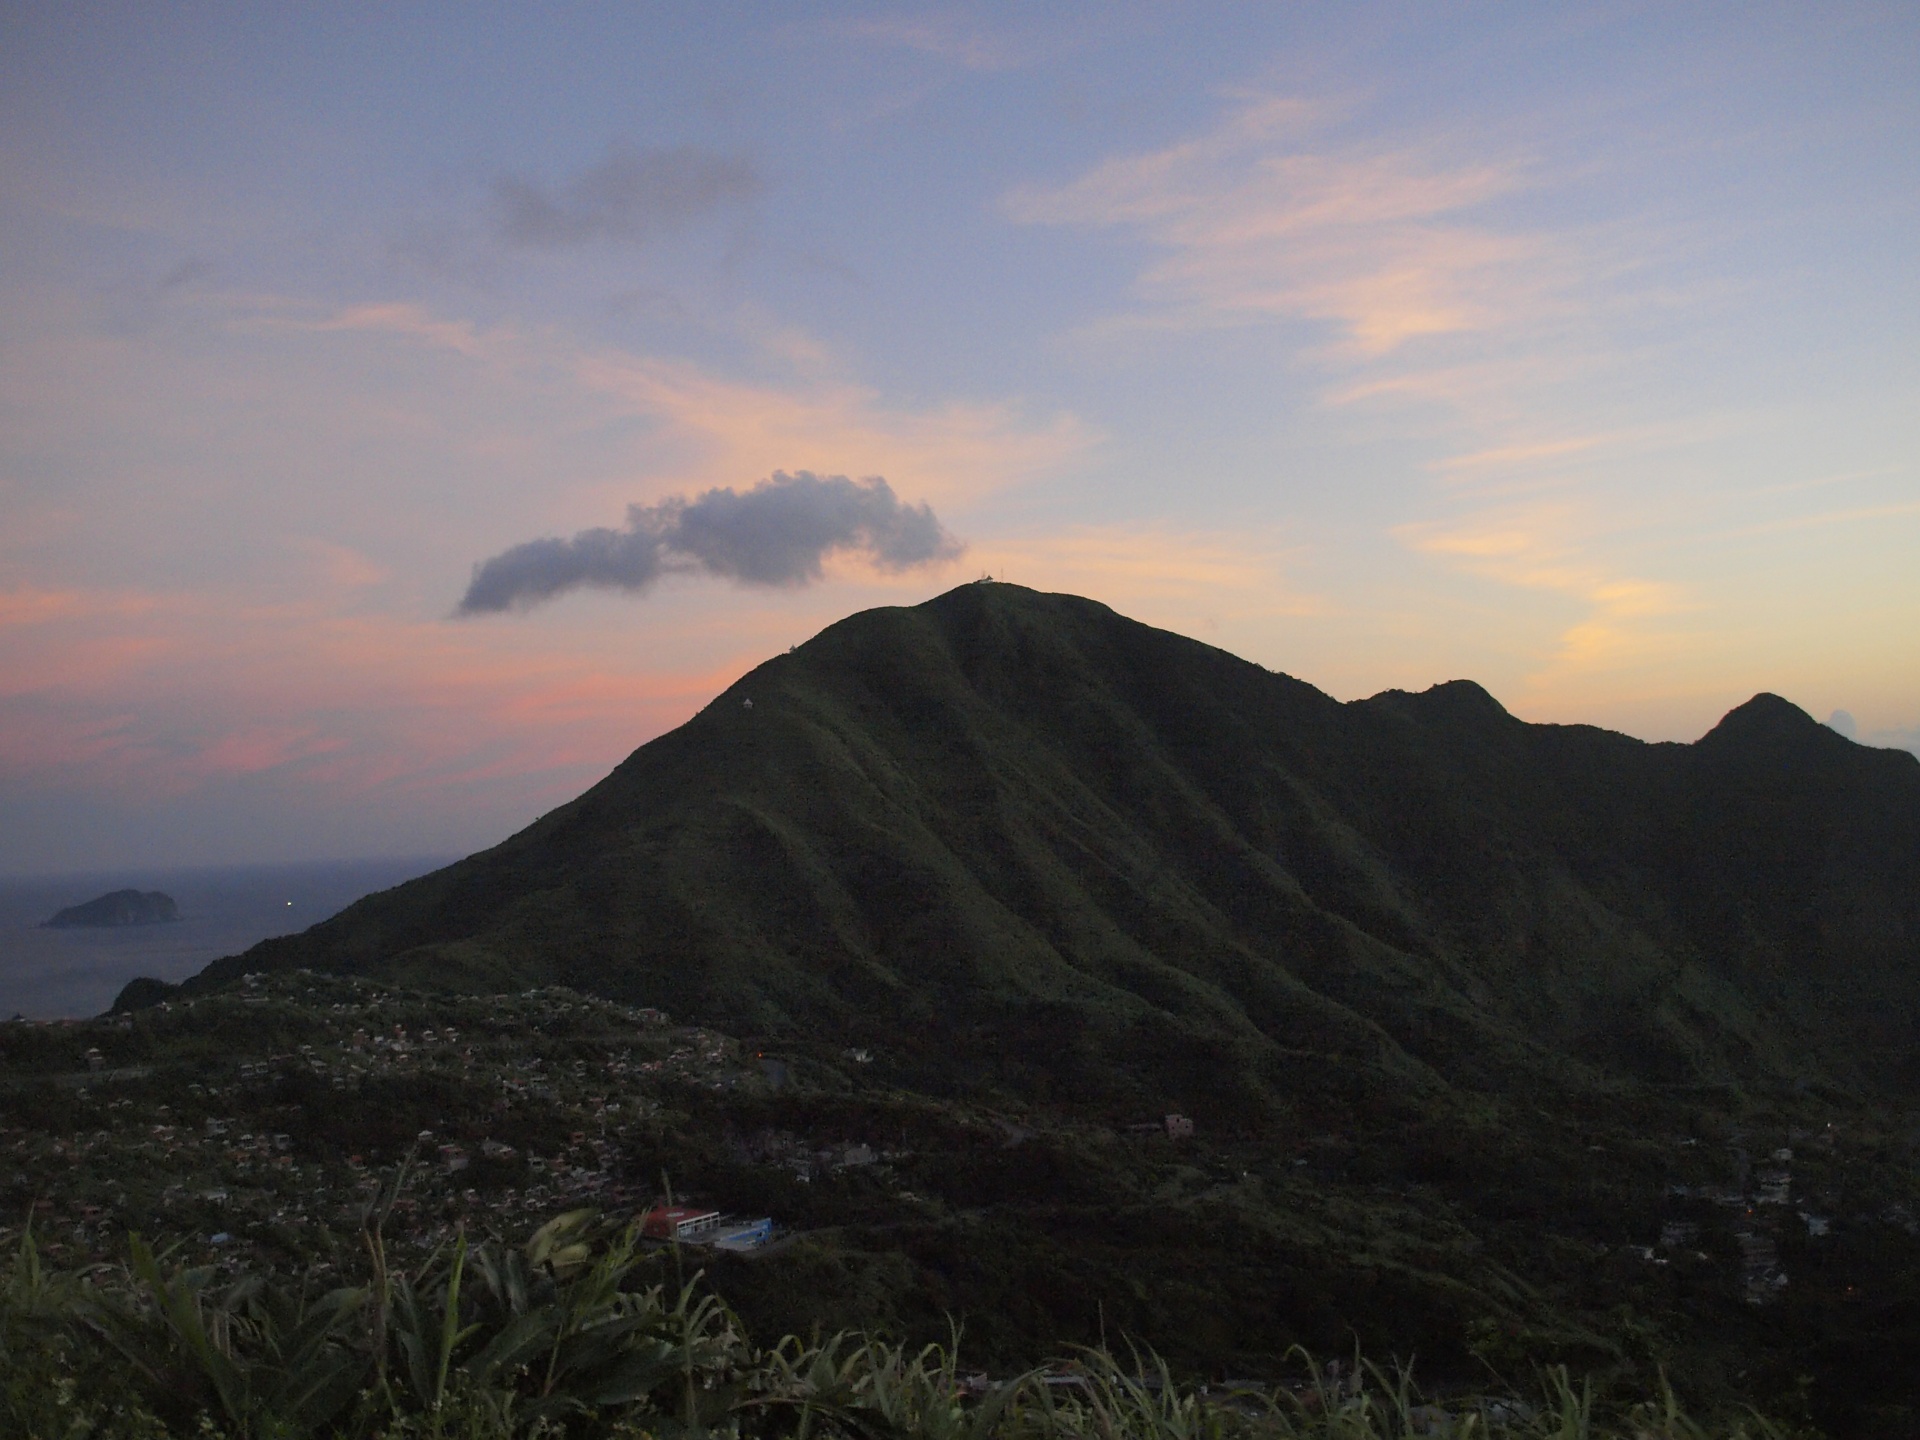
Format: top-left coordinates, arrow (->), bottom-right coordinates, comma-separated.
1696,693 -> 1826,750
1360,678 -> 1511,728
1422,679 -> 1509,715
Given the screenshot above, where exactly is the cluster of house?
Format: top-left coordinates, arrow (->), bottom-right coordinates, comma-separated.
726,1127 -> 883,1182
1653,1134 -> 1847,1305
0,975 -> 766,1272
8,1087 -> 751,1270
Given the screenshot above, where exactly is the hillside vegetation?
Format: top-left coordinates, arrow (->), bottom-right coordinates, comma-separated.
164,582 -> 1920,1109
4,1211 -> 1791,1440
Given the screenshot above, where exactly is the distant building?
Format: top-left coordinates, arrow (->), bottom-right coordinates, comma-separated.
641,1205 -> 722,1241
1164,1114 -> 1194,1140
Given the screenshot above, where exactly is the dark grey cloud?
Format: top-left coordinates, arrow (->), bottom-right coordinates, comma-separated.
493,144 -> 760,247
458,472 -> 962,614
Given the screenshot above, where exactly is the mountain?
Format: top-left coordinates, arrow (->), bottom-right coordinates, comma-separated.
144,582 -> 1920,1111
45,888 -> 179,928
100,584 -> 1920,1422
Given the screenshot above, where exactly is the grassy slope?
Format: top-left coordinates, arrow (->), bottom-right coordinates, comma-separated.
174,582 -> 1920,1108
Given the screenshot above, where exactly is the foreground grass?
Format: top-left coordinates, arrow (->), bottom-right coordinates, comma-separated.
3,1210 -> 1794,1440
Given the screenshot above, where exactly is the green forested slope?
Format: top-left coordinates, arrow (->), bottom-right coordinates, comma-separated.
158,582 -> 1920,1108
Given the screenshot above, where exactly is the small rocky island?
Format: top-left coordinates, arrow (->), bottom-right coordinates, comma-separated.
41,888 -> 180,928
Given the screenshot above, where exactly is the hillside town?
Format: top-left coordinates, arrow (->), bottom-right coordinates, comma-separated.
5,968 -> 1918,1381
0,972 -> 811,1272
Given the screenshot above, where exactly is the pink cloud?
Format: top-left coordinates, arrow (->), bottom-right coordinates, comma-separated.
293,302 -> 501,362
192,726 -> 346,778
571,351 -> 1094,509
0,575 -> 783,822
1006,96 -> 1554,357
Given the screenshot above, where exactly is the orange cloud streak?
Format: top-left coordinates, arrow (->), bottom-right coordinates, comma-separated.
0,579 -> 770,809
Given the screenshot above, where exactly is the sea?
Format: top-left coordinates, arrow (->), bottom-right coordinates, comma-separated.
0,856 -> 454,1020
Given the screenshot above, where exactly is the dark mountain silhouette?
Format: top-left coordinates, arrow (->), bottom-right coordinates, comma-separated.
45,889 -> 179,928
107,583 -> 1920,1426
146,583 -> 1920,1107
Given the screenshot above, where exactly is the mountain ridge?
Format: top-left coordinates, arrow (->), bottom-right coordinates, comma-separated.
136,582 -> 1920,1107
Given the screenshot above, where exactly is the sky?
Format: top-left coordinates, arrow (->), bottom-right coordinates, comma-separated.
2,2 -> 1917,873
